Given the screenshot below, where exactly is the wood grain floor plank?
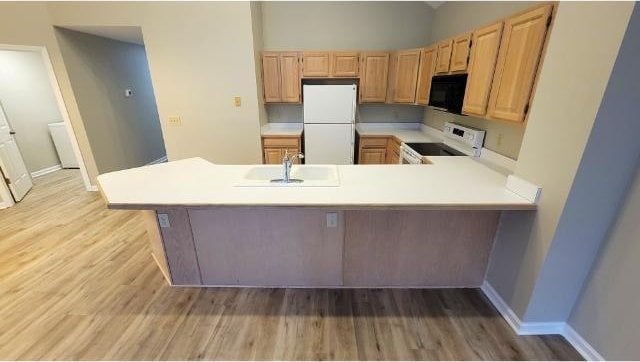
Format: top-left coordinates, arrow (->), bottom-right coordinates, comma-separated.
0,170 -> 583,360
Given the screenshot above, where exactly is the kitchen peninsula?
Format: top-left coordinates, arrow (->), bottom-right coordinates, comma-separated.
98,157 -> 535,288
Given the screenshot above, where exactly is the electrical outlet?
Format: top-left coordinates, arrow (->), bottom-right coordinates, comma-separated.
234,96 -> 242,107
326,212 -> 338,228
157,213 -> 171,228
167,116 -> 182,127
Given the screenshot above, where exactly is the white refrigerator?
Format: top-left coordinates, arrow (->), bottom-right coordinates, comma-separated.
303,84 -> 356,164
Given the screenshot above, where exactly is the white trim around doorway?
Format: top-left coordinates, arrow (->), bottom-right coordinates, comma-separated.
0,43 -> 94,194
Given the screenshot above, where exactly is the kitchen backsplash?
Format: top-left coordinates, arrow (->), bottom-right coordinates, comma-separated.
266,104 -> 425,123
422,107 -> 525,160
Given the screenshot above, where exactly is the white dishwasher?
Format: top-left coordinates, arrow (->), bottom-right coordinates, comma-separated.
48,122 -> 79,168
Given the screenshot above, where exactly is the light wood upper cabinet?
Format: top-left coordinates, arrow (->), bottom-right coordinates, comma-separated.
280,52 -> 301,102
387,49 -> 421,104
415,46 -> 438,105
262,52 -> 300,103
359,52 -> 389,103
435,40 -> 453,74
462,22 -> 504,117
330,52 -> 359,77
262,53 -> 281,103
487,5 -> 552,123
302,51 -> 330,77
450,33 -> 472,72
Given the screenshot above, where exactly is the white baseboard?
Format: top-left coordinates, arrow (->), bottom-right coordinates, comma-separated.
481,281 -> 603,361
146,156 -> 168,165
563,324 -> 605,361
31,164 -> 61,178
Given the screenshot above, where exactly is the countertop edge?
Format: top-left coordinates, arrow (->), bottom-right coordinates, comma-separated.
107,202 -> 537,211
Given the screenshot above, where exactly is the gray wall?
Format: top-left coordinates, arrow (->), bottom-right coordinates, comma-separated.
485,2 -> 634,319
422,1 -> 536,159
261,1 -> 433,124
266,104 -> 425,124
568,161 -> 640,360
55,28 -> 166,174
0,49 -> 62,173
262,1 -> 433,50
520,2 -> 640,323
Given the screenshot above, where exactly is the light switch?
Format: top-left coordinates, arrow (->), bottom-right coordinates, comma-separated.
157,213 -> 171,228
234,96 -> 242,107
326,212 -> 338,228
168,116 -> 182,127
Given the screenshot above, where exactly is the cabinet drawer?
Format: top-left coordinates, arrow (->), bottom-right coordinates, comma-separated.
359,136 -> 388,148
262,137 -> 300,148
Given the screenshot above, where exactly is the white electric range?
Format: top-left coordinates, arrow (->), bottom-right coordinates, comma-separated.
399,122 -> 486,164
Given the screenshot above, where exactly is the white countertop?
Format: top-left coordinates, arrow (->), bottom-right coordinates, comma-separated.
97,157 -> 535,210
261,123 -> 303,136
355,122 -> 439,143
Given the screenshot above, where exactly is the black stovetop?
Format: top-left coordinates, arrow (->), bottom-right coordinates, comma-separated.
405,142 -> 465,156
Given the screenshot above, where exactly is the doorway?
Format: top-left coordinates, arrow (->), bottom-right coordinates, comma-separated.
0,45 -> 91,209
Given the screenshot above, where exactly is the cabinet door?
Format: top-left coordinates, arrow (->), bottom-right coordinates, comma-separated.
262,53 -> 281,102
487,5 -> 552,123
462,22 -> 504,117
280,52 -> 301,103
263,148 -> 283,164
302,51 -> 330,77
359,148 -> 387,164
330,51 -> 359,77
389,49 -> 421,104
359,52 -> 389,103
435,39 -> 453,73
415,46 -> 437,105
450,33 -> 472,72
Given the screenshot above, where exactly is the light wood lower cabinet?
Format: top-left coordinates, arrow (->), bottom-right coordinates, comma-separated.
262,135 -> 302,164
386,137 -> 401,164
357,135 -> 401,164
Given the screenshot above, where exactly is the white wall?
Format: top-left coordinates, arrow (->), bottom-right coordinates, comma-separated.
422,1 -> 537,159
47,2 -> 264,165
0,49 -> 62,173
485,2 -> 634,320
55,29 -> 166,174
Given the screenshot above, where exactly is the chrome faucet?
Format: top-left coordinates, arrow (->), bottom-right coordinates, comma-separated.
282,150 -> 304,183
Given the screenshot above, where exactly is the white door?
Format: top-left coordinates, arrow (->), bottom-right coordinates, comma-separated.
0,102 -> 32,202
304,123 -> 354,165
303,85 -> 356,124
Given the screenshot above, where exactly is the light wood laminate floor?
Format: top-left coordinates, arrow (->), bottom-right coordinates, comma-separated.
0,170 -> 582,360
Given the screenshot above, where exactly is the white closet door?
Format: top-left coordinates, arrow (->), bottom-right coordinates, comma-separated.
0,102 -> 32,202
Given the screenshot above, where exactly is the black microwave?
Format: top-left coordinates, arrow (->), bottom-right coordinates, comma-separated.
428,74 -> 468,114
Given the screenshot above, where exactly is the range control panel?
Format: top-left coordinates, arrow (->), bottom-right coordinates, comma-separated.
443,122 -> 486,149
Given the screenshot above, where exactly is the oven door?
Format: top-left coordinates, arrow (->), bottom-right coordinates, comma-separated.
400,147 -> 423,164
